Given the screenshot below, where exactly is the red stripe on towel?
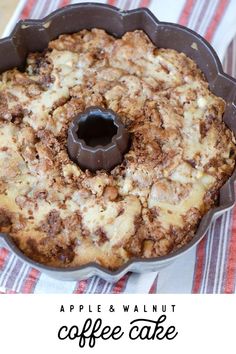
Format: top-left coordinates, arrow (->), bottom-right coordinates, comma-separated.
107,0 -> 118,6
205,0 -> 229,42
140,0 -> 151,7
20,0 -> 37,19
178,0 -> 196,26
112,273 -> 130,293
59,0 -> 71,8
0,248 -> 10,270
192,237 -> 207,293
224,206 -> 236,293
21,268 -> 40,293
149,274 -> 158,293
74,279 -> 89,294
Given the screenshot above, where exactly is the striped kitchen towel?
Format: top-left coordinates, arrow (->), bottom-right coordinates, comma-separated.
0,0 -> 236,294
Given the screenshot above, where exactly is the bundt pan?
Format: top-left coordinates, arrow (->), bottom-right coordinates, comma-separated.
0,2 -> 236,282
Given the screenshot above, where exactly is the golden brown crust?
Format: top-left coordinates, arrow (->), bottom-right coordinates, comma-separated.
0,29 -> 235,269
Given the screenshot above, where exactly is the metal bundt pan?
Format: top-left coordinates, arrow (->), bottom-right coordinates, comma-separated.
0,3 -> 236,282
67,106 -> 130,171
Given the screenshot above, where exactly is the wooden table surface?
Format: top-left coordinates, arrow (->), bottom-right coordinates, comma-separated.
0,0 -> 19,35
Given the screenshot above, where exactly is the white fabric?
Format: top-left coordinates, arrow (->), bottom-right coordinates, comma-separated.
1,0 -> 236,293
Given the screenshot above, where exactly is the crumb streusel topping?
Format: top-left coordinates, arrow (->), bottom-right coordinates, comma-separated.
0,29 -> 235,269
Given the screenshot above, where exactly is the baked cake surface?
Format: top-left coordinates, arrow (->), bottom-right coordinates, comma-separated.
0,29 -> 235,269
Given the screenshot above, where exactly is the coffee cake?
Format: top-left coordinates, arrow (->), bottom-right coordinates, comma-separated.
0,29 -> 235,269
